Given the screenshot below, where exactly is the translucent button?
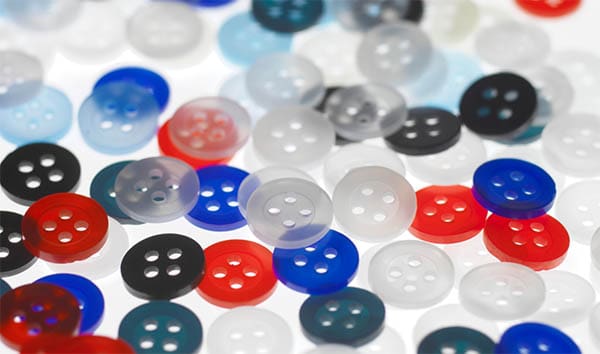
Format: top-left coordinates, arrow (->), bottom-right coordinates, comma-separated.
246,53 -> 325,109
333,166 -> 416,243
219,72 -> 266,123
360,326 -> 406,354
0,21 -> 56,71
2,0 -> 81,30
304,345 -> 359,354
252,106 -> 335,168
422,0 -> 479,44
357,23 -> 433,85
443,236 -> 498,288
333,0 -> 424,31
404,49 -> 448,104
0,50 -> 43,107
459,262 -> 545,320
368,240 -> 454,308
548,50 -> 600,113
591,303 -> 600,349
555,180 -> 600,244
592,228 -> 600,271
251,0 -> 323,33
114,156 -> 200,223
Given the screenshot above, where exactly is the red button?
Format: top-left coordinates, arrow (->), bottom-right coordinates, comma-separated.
22,193 -> 108,263
484,214 -> 569,271
409,185 -> 488,244
515,0 -> 581,17
0,283 -> 81,350
58,335 -> 135,353
197,239 -> 277,308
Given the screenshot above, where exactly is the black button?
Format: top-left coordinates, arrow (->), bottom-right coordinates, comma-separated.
316,86 -> 353,146
0,143 -> 81,206
417,326 -> 496,354
120,233 -> 205,300
385,107 -> 462,155
0,211 -> 36,277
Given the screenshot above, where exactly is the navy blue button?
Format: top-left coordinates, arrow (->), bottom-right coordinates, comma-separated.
252,0 -> 323,33
300,286 -> 385,347
94,67 -> 170,112
417,327 -> 495,354
185,165 -> 248,231
35,273 -> 105,334
273,229 -> 358,295
0,278 -> 11,297
183,0 -> 236,7
90,161 -> 141,225
472,158 -> 556,219
496,323 -> 580,354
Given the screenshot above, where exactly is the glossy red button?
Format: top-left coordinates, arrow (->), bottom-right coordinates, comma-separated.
515,0 -> 581,17
22,193 -> 108,263
484,214 -> 569,271
197,239 -> 277,308
409,185 -> 488,244
59,335 -> 135,353
0,283 -> 81,350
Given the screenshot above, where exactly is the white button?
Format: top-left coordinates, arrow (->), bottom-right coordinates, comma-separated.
549,50 -> 600,114
590,303 -> 600,349
443,236 -> 498,288
356,244 -> 385,290
0,21 -> 56,71
3,0 -> 81,30
219,72 -> 266,124
304,345 -> 359,354
525,66 -> 574,121
333,166 -> 416,243
493,146 -> 566,191
459,262 -> 545,320
555,180 -> 600,244
591,228 -> 600,271
368,240 -> 454,308
207,307 -> 293,354
359,326 -> 406,354
0,50 -> 43,107
422,0 -> 480,44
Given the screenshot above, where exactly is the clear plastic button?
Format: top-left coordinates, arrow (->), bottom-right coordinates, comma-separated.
423,0 -> 479,44
2,0 -> 81,30
0,50 -> 43,107
549,50 -> 600,114
555,180 -> 600,244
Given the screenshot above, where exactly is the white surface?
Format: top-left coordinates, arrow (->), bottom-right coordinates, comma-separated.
555,180 -> 600,245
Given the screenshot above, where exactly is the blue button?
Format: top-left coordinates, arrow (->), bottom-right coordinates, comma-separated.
273,229 -> 358,295
417,327 -> 495,354
183,0 -> 236,7
252,0 -> 324,33
496,323 -> 580,354
185,165 -> 249,231
94,67 -> 170,112
0,278 -> 11,297
35,273 -> 105,334
90,160 -> 141,225
472,158 -> 556,219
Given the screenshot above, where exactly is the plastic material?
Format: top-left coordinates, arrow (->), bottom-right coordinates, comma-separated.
251,0 -> 323,33
516,0 -> 581,17
0,50 -> 43,108
556,180 -> 600,244
2,0 -> 81,30
333,0 -> 423,30
417,327 -> 495,354
496,323 -> 581,354
0,211 -> 35,276
90,161 -> 139,224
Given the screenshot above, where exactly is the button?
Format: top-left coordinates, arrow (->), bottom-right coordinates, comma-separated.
417,327 -> 495,354
324,83 -> 408,141
207,307 -> 293,354
368,240 -> 454,308
304,345 -> 359,354
422,0 -> 479,44
218,72 -> 266,123
548,51 -> 600,113
94,66 -> 170,112
45,335 -> 134,354
184,0 -> 236,7
0,211 -> 36,277
591,303 -> 600,349
0,283 -> 81,350
0,21 -> 56,71
2,0 -> 81,30
357,23 -> 433,85
246,177 -> 333,249
472,158 -> 556,219
299,286 -> 385,346
35,273 -> 104,334
592,228 -> 600,271
273,229 -> 359,295
246,53 -> 325,109
120,233 -> 204,300
459,73 -> 538,139
252,106 -> 335,168
410,185 -> 488,244
516,0 -> 581,17
218,12 -> 292,67
405,49 -> 449,105
384,107 -> 462,156
0,85 -> 72,145
0,50 -> 43,108
323,143 -> 405,193
333,166 -> 416,243
197,239 -> 277,308
493,147 -> 567,191
360,326 -> 406,354
542,113 -> 600,177
333,0 -> 424,31
114,156 -> 200,223
186,165 -> 249,231
459,262 -> 545,320
443,237 -> 498,287
0,278 -> 11,297
118,301 -> 203,354
22,193 -> 108,263
556,180 -> 600,244
496,323 -> 581,354
78,81 -> 160,155
251,0 -> 323,33
90,161 -> 140,225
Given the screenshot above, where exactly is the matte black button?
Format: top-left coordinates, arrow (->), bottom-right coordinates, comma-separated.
0,211 -> 36,277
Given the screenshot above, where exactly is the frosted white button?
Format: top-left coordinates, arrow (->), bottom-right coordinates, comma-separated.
3,0 -> 81,30
592,228 -> 600,271
443,236 -> 497,288
359,326 -> 405,354
459,262 -> 545,320
333,166 -> 416,242
555,180 -> 600,244
304,345 -> 359,354
356,244 -> 385,289
323,144 -> 405,193
0,22 -> 56,71
590,303 -> 600,349
207,307 -> 293,354
525,66 -> 574,120
549,50 -> 600,114
542,114 -> 600,177
357,23 -> 433,85
219,72 -> 266,123
407,129 -> 487,185
493,146 -> 566,191
423,0 -> 480,44
0,50 -> 43,107
252,106 -> 335,169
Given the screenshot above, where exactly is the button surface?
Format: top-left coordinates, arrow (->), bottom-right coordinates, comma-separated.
496,323 -> 581,354
360,326 -> 406,354
590,303 -> 600,349
120,233 -> 205,300
90,161 -> 139,225
0,278 -> 11,297
218,72 -> 266,123
443,237 -> 498,288
423,0 -> 479,44
417,326 -> 495,354
516,0 -> 581,17
591,228 -> 600,271
44,335 -> 134,354
333,0 -> 424,30
251,0 -> 323,33
548,50 -> 600,113
555,180 -> 600,245
0,50 -> 43,108
304,345 -> 359,354
0,211 -> 35,277
2,0 -> 81,30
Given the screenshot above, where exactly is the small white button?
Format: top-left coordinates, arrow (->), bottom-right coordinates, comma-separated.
549,50 -> 600,114
590,303 -> 600,349
591,228 -> 600,271
423,0 -> 479,44
304,345 -> 359,354
359,326 -> 406,354
555,180 -> 600,244
3,0 -> 81,30
525,66 -> 574,121
443,236 -> 498,288
0,50 -> 43,107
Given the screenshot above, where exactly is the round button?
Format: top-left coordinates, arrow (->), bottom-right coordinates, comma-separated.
443,237 -> 498,288
516,0 -> 581,17
246,53 -> 325,109
357,23 -> 433,85
324,83 -> 408,141
410,185 -> 488,244
555,180 -> 600,245
0,211 -> 35,277
2,0 -> 81,30
114,156 -> 200,223
90,161 -> 140,225
218,72 -> 266,123
118,301 -> 203,354
184,0 -> 236,7
0,21 -> 56,71
590,303 -> 600,349
493,146 -> 566,191
186,165 -> 249,231
120,233 -> 205,300
417,326 -> 495,354
0,283 -> 81,350
299,286 -> 385,347
273,229 -> 359,295
0,50 -> 43,108
333,0 -> 424,31
592,228 -> 600,271
197,239 -> 277,308
361,326 -> 406,354
405,49 -> 449,104
548,51 -> 600,113
333,166 -> 416,243
423,0 -> 479,44
252,0 -> 323,33
368,240 -> 454,309
43,335 -> 134,354
207,307 -> 293,354
496,323 -> 581,354
22,193 -> 108,263
460,73 -> 538,139
304,345 -> 359,354
459,262 -> 545,320
0,278 -> 11,297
